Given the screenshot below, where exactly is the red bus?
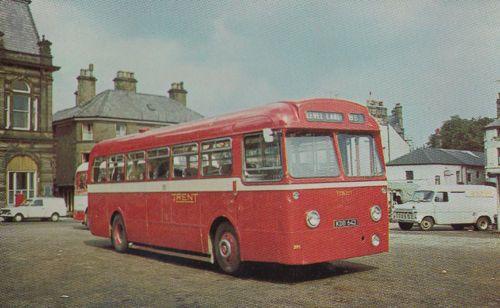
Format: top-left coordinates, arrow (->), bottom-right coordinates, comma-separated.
87,98 -> 388,274
73,162 -> 88,225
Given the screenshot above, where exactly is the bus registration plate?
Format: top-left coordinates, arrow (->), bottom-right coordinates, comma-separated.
334,219 -> 358,228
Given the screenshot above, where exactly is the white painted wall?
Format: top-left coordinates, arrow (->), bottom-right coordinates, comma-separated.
484,127 -> 500,175
379,124 -> 410,162
387,164 -> 485,185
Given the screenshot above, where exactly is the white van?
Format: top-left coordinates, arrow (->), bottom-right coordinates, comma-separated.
393,185 -> 498,231
0,197 -> 67,222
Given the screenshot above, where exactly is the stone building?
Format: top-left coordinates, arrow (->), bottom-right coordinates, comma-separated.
52,65 -> 203,211
366,98 -> 411,161
0,0 -> 59,207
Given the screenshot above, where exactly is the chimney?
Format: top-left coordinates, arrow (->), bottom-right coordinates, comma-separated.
168,81 -> 187,106
113,71 -> 137,92
496,93 -> 500,119
75,64 -> 97,107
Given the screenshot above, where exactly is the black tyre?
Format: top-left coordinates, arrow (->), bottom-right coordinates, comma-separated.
451,224 -> 465,231
419,217 -> 434,231
50,213 -> 59,222
398,222 -> 413,230
111,215 -> 128,253
214,222 -> 243,275
474,216 -> 490,231
14,214 -> 23,222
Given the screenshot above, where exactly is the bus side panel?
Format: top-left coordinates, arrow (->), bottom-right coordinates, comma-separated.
117,192 -> 148,243
88,193 -> 109,238
145,192 -> 170,248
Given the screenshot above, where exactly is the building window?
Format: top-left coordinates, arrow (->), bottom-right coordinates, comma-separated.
476,171 -> 480,178
456,171 -> 461,184
7,171 -> 36,206
116,123 -> 126,137
11,80 -> 31,130
33,97 -> 38,131
435,175 -> 440,185
497,148 -> 500,165
81,153 -> 90,163
405,170 -> 414,180
466,173 -> 472,183
82,123 -> 93,141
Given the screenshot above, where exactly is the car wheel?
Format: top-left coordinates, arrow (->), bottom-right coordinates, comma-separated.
398,222 -> 413,230
111,215 -> 128,253
50,213 -> 59,222
451,224 -> 465,230
214,222 -> 244,275
419,217 -> 434,231
14,214 -> 23,222
474,216 -> 490,231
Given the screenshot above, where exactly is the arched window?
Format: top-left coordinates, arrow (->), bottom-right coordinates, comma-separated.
7,80 -> 33,130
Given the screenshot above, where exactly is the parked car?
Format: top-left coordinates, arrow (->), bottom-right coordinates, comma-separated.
0,197 -> 67,222
393,185 -> 498,231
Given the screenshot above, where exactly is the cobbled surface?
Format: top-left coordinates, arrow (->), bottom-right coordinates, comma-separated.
0,219 -> 498,307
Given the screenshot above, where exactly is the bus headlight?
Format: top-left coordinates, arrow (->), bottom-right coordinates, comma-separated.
371,234 -> 380,247
370,205 -> 382,222
306,210 -> 320,228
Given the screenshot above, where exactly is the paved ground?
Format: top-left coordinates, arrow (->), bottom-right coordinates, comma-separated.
0,219 -> 498,307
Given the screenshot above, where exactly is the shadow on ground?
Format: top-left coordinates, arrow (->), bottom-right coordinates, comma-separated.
84,239 -> 376,283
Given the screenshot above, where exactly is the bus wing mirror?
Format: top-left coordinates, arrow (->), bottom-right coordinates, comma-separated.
262,128 -> 274,143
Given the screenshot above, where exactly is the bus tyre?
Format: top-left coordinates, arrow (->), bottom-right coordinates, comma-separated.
14,214 -> 23,222
214,222 -> 243,275
451,224 -> 465,230
111,215 -> 128,253
474,216 -> 490,231
398,222 -> 413,230
419,217 -> 434,231
50,213 -> 59,222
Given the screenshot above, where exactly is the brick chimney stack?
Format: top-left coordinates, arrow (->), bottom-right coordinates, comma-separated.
168,81 -> 187,106
113,71 -> 137,92
75,64 -> 97,107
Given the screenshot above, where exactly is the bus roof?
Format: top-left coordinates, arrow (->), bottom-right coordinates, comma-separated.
91,98 -> 379,157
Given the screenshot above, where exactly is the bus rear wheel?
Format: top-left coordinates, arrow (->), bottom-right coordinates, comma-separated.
419,217 -> 434,231
398,222 -> 413,230
214,222 -> 243,275
111,215 -> 128,253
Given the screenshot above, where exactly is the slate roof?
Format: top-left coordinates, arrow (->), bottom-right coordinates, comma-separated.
53,90 -> 203,124
0,0 -> 40,55
387,148 -> 485,167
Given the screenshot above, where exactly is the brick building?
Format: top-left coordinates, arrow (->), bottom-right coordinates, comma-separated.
52,64 -> 203,211
0,0 -> 59,207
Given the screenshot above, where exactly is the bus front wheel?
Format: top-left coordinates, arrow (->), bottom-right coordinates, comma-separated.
111,215 -> 128,253
214,222 -> 243,275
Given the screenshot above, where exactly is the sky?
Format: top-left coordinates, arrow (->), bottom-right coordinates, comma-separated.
30,1 -> 500,147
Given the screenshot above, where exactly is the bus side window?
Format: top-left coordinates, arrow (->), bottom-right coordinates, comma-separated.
201,138 -> 232,177
92,157 -> 107,183
108,155 -> 125,182
243,132 -> 283,182
127,151 -> 146,181
173,143 -> 199,178
435,192 -> 449,202
147,148 -> 170,180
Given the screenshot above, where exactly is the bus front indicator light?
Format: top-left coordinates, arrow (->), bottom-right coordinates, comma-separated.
371,234 -> 380,247
306,210 -> 320,228
370,205 -> 382,222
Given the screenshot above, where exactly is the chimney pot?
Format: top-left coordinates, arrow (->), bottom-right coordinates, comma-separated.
75,63 -> 97,106
113,71 -> 137,92
168,81 -> 188,106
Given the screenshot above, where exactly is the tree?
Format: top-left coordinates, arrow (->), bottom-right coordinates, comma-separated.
427,115 -> 494,151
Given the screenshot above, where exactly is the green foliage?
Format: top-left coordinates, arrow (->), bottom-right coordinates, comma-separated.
427,115 -> 494,151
